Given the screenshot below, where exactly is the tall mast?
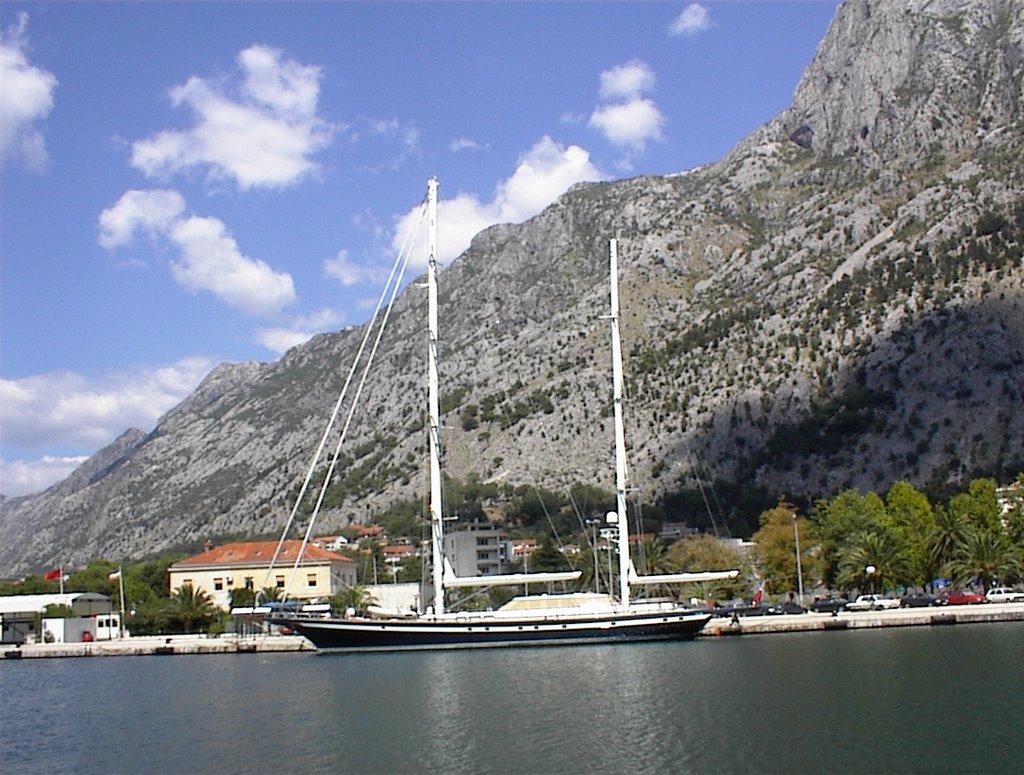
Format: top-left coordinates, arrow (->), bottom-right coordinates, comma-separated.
426,178 -> 445,615
609,239 -> 631,607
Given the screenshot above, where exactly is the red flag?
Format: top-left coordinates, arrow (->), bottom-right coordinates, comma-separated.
43,568 -> 62,581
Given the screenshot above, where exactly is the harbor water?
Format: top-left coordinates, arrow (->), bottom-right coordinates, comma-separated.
2,622 -> 1021,774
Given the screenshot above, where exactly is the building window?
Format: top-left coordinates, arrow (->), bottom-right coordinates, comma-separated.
244,577 -> 254,590
307,573 -> 317,588
214,578 -> 224,591
275,575 -> 285,589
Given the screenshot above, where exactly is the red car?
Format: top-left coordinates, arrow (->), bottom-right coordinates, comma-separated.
936,589 -> 987,605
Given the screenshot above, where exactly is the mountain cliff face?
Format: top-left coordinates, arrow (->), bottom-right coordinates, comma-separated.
3,0 -> 1023,576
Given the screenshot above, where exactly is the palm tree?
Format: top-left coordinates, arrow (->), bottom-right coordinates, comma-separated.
331,585 -> 376,615
946,529 -> 1022,592
928,506 -> 968,575
171,584 -> 217,633
836,530 -> 910,593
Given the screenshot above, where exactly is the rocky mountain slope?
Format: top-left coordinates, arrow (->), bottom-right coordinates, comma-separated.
3,0 -> 1022,576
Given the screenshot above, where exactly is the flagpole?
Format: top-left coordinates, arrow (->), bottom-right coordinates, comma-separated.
59,565 -> 64,596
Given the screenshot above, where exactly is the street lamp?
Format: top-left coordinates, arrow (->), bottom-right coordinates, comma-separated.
865,565 -> 877,594
793,514 -> 804,605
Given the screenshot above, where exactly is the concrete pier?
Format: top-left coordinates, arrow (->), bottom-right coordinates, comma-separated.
700,601 -> 1024,637
4,604 -> 1022,657
3,633 -> 314,659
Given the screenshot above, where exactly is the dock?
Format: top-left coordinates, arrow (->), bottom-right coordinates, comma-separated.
4,604 -> 1023,657
3,632 -> 314,659
700,601 -> 1024,637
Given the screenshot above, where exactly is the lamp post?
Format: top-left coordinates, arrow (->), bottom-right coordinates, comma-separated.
793,514 -> 804,605
865,565 -> 877,594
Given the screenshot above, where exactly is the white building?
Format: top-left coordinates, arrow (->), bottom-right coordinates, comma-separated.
0,593 -> 115,644
168,540 -> 358,610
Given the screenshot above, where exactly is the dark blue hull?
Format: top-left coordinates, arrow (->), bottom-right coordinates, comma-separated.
275,611 -> 710,652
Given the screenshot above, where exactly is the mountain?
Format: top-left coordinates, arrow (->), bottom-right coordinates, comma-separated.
3,0 -> 1023,577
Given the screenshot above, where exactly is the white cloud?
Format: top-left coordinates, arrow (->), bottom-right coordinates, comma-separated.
598,61 -> 656,101
669,3 -> 712,37
1,456 -> 88,498
589,60 -> 665,160
97,189 -> 186,249
450,137 -> 482,152
99,189 -> 296,315
0,358 -> 215,496
169,216 -> 296,316
589,99 -> 665,153
255,308 -> 345,354
324,249 -> 389,287
131,44 -> 332,189
390,136 -> 604,267
0,13 -> 57,171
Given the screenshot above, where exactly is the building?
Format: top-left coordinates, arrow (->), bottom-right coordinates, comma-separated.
996,479 -> 1023,518
168,541 -> 357,610
0,593 -> 114,644
443,523 -> 510,577
312,535 -> 349,551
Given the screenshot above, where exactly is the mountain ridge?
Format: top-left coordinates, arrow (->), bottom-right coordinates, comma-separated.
3,0 -> 1022,576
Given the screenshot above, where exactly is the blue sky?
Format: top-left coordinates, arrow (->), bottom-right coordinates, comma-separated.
0,1 -> 839,496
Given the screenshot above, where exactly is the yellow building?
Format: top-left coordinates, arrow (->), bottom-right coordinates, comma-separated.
168,540 -> 357,610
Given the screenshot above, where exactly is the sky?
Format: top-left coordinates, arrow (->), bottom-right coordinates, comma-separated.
0,0 -> 840,497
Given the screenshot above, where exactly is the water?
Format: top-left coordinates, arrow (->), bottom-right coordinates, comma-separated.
2,623 -> 1022,774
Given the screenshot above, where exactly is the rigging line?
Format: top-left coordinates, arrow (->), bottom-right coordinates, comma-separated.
644,293 -> 728,539
287,201 -> 426,592
568,485 -> 607,593
263,195 -> 426,596
531,483 -> 576,570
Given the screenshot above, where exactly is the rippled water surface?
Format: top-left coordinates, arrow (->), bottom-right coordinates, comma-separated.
2,623 -> 1021,774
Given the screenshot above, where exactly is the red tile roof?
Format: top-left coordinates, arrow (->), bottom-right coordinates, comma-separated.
171,540 -> 354,568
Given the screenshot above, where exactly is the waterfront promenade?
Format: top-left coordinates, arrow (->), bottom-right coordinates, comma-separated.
5,603 -> 1022,657
701,600 -> 1024,636
3,632 -> 314,659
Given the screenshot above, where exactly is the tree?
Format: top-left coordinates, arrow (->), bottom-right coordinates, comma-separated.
169,584 -> 217,633
126,598 -> 172,636
331,585 -> 376,615
884,481 -> 937,586
529,534 -> 571,573
947,478 -> 1003,535
946,529 -> 1022,591
928,505 -> 969,575
835,529 -> 911,593
668,534 -> 750,601
812,490 -> 887,587
229,587 -> 256,609
752,501 -> 826,596
632,537 -> 674,576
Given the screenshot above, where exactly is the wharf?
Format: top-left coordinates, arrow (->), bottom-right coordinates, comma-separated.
3,633 -> 314,659
5,605 -> 1022,657
700,601 -> 1024,637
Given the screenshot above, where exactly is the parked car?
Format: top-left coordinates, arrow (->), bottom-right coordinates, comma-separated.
767,601 -> 808,615
846,594 -> 901,611
936,589 -> 987,605
810,596 -> 850,613
900,592 -> 938,608
985,587 -> 1024,603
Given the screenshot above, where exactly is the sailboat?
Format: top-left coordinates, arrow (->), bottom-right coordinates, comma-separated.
274,178 -> 737,651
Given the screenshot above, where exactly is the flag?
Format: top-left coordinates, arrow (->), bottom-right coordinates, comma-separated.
108,569 -> 122,580
43,568 -> 62,581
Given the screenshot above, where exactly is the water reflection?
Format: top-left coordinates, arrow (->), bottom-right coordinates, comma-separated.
2,624 -> 1022,774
